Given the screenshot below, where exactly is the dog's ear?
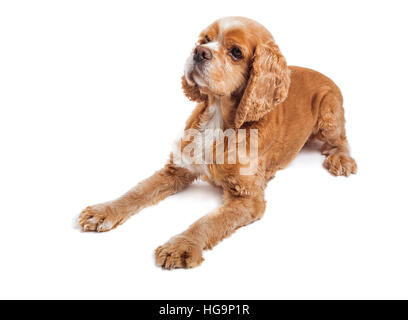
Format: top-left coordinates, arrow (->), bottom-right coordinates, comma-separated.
182,76 -> 207,103
234,41 -> 290,128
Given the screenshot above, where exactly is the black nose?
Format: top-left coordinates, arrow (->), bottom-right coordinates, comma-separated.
194,45 -> 213,62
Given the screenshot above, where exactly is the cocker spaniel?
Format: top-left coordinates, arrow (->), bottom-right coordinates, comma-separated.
79,17 -> 357,269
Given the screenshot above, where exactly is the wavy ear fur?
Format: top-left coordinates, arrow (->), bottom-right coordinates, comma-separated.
234,41 -> 290,128
181,76 -> 207,103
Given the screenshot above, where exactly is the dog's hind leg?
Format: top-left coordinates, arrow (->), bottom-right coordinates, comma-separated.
316,91 -> 357,177
79,164 -> 197,232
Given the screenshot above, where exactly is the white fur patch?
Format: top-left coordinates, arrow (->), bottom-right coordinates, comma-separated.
219,17 -> 243,31
172,100 -> 224,177
203,41 -> 220,52
98,220 -> 113,231
200,101 -> 224,132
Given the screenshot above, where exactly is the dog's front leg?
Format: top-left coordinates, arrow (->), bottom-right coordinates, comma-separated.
155,191 -> 266,269
79,164 -> 196,232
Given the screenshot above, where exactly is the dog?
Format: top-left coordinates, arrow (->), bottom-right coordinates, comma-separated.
79,17 -> 357,269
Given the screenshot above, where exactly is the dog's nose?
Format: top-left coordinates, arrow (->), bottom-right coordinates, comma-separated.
194,45 -> 212,62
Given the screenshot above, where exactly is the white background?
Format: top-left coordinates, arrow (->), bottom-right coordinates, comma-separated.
0,0 -> 407,299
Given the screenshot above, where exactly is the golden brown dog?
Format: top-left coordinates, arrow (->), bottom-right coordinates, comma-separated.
79,17 -> 357,269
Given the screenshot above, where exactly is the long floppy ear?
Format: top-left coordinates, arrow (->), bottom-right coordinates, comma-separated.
181,75 -> 207,103
234,40 -> 290,128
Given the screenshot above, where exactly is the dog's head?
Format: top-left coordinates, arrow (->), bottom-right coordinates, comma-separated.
183,17 -> 290,128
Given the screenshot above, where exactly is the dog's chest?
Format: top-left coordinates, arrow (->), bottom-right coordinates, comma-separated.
175,101 -> 224,177
199,102 -> 224,140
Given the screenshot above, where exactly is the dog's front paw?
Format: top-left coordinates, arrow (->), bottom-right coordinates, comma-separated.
155,236 -> 204,270
324,153 -> 357,177
78,202 -> 126,232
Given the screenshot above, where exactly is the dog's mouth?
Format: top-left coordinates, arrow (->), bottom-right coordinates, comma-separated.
191,70 -> 208,88
188,68 -> 207,88
184,55 -> 208,88
184,54 -> 226,97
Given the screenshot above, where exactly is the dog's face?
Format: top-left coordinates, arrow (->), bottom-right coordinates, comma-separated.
183,17 -> 291,127
184,17 -> 256,97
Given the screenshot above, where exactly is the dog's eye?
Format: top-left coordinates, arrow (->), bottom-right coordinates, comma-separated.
205,35 -> 211,43
230,47 -> 243,60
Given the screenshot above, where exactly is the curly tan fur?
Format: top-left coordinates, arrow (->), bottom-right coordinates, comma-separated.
181,76 -> 207,103
79,17 -> 357,269
235,40 -> 291,128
